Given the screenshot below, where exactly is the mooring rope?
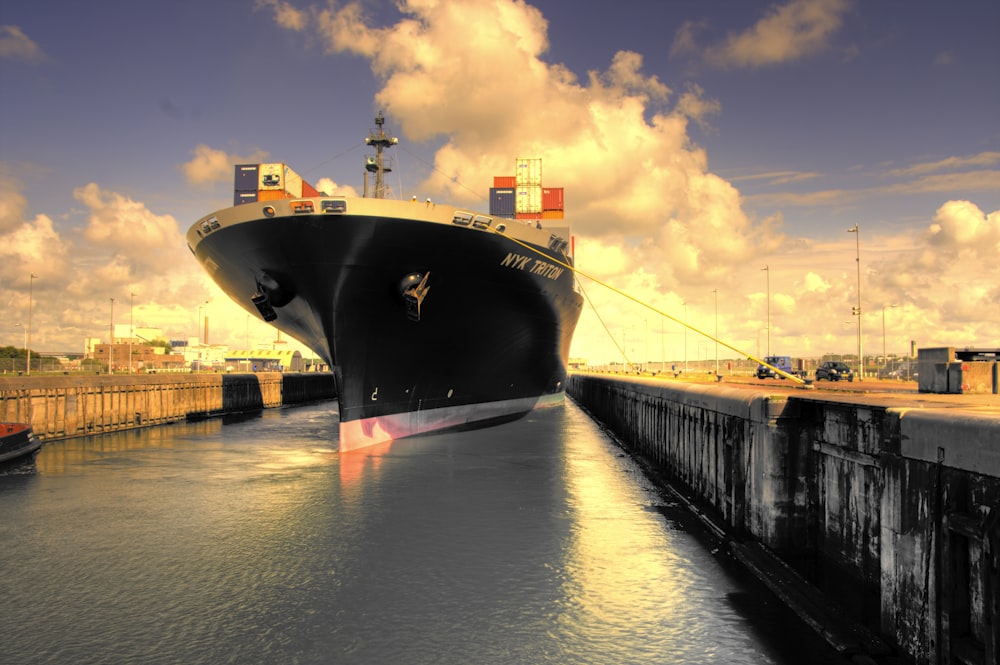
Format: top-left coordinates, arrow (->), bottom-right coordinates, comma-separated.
496,228 -> 809,386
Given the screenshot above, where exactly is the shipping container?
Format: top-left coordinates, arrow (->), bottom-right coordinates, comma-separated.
542,187 -> 564,211
258,163 -> 305,196
489,187 -> 516,218
259,163 -> 284,190
515,185 -> 542,213
515,158 -> 542,186
234,190 -> 258,206
516,213 -> 541,222
302,181 -> 322,197
541,209 -> 564,219
258,189 -> 292,201
235,164 -> 259,190
493,175 -> 516,188
283,165 -> 303,198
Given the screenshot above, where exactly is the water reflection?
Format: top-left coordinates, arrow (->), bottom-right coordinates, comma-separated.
1,401 -> 842,664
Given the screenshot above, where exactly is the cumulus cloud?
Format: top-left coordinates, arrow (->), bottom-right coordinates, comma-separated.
314,177 -> 359,197
259,0 -> 770,300
926,200 -> 1000,257
0,25 -> 46,62
250,0 -> 809,360
704,0 -> 851,68
74,183 -> 191,278
181,145 -> 270,188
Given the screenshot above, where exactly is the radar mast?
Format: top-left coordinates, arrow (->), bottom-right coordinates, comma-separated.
363,111 -> 398,199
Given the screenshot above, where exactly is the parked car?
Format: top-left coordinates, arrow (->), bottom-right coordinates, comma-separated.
816,361 -> 854,382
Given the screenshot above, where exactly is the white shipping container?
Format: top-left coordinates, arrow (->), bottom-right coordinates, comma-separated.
259,163 -> 284,190
515,158 -> 542,186
283,165 -> 303,198
515,185 -> 542,213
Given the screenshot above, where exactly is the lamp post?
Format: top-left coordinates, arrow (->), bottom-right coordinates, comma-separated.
27,273 -> 36,375
761,265 -> 770,357
848,225 -> 862,379
683,301 -> 688,373
15,324 -> 26,372
129,292 -> 136,374
713,288 -> 719,376
882,304 -> 897,376
108,297 -> 115,375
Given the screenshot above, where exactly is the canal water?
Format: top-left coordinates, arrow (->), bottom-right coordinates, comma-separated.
1,400 -> 845,664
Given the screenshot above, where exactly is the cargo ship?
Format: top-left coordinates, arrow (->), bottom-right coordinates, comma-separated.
186,113 -> 583,451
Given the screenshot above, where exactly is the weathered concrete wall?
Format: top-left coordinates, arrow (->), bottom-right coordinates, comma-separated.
918,347 -> 999,394
568,373 -> 1000,665
0,372 -> 336,441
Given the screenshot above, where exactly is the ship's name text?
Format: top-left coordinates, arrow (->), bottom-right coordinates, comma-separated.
500,253 -> 564,280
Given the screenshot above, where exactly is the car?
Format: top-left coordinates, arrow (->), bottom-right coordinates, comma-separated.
756,355 -> 794,379
816,361 -> 854,382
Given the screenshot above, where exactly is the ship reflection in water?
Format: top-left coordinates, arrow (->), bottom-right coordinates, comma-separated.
1,401 -> 843,664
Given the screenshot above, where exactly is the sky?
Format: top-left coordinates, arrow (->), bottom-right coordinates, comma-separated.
1,0 -> 998,366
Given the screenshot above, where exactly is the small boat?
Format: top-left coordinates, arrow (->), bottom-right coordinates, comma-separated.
0,423 -> 43,463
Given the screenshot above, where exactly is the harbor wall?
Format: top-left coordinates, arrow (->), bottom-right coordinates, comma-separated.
567,373 -> 1000,665
0,372 -> 336,441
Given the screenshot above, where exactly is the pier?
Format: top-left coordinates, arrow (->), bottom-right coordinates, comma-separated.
0,372 -> 336,441
567,372 -> 999,664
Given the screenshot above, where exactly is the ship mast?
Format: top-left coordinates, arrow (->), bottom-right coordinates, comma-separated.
363,111 -> 397,199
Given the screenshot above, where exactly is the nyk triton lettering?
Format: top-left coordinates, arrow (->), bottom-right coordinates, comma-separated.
186,113 -> 583,451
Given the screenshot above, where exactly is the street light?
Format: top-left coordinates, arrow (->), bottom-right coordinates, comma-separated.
27,273 -> 36,376
848,225 -> 862,379
713,288 -> 719,376
683,301 -> 688,373
109,297 -> 115,375
14,324 -> 26,372
882,304 -> 898,376
129,292 -> 136,374
761,265 -> 770,357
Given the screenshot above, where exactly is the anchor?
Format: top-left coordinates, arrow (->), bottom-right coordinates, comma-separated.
399,272 -> 430,322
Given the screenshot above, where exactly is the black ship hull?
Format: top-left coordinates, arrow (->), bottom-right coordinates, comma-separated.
188,197 -> 582,451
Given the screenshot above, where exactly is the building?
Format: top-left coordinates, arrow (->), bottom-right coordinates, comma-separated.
223,349 -> 303,372
91,342 -> 187,373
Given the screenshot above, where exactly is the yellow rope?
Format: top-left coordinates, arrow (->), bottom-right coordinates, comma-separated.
497,228 -> 809,386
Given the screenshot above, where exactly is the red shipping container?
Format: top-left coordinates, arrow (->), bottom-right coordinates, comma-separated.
302,181 -> 322,197
542,187 -> 564,211
493,176 -> 516,188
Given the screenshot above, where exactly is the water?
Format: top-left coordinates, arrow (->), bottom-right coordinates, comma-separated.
1,400 -> 845,664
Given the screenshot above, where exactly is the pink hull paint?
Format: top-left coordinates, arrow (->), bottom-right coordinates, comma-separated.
337,394 -> 566,452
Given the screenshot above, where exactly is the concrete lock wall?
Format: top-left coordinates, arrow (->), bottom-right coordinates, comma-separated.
0,372 -> 336,441
567,374 -> 1000,665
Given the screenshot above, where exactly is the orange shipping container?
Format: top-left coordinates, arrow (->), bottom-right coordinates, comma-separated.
258,189 -> 292,201
302,181 -> 322,197
541,209 -> 564,219
493,176 -> 516,188
542,187 -> 564,211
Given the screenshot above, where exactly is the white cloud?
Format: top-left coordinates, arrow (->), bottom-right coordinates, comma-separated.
250,0 -> 1000,363
181,145 -> 270,188
0,25 -> 46,62
704,0 -> 851,68
314,177 -> 359,197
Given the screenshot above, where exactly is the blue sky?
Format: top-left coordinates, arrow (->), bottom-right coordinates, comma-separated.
1,0 -> 998,365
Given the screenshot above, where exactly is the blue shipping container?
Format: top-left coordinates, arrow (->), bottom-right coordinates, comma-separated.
235,164 -> 259,190
235,190 -> 258,206
489,188 -> 516,218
